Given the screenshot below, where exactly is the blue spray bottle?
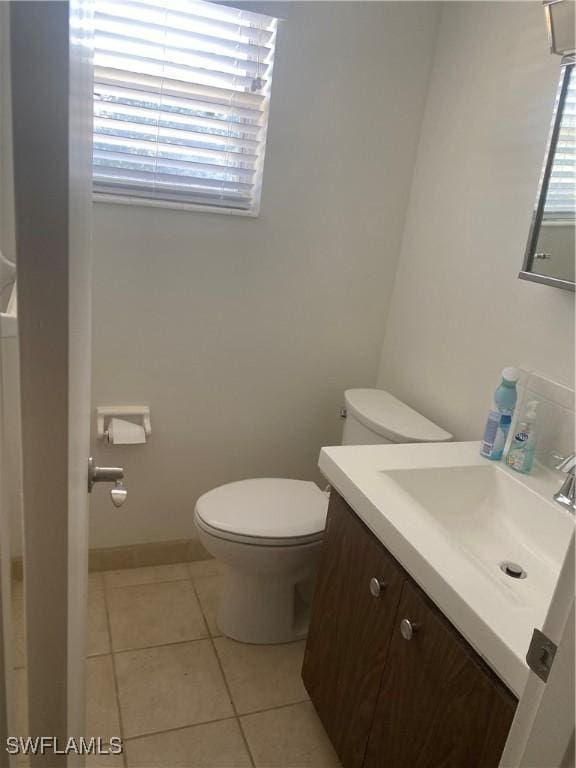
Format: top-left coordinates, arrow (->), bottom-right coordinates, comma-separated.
480,368 -> 519,461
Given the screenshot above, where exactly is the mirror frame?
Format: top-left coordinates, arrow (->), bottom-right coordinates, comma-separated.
519,56 -> 575,292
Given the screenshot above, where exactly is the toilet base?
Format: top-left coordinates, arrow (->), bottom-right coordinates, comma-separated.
195,521 -> 322,644
218,565 -> 313,644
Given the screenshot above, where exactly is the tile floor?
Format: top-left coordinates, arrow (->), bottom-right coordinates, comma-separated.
13,561 -> 341,768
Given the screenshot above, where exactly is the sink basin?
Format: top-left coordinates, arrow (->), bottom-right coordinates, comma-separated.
318,440 -> 574,695
381,464 -> 567,607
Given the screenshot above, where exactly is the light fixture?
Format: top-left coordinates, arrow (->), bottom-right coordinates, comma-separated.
544,0 -> 575,55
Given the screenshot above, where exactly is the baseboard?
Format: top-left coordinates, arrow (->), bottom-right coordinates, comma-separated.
88,538 -> 211,572
11,538 -> 211,580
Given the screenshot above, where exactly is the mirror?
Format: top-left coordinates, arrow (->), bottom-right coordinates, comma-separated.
520,58 -> 575,291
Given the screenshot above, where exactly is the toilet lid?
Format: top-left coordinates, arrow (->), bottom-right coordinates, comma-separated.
195,478 -> 328,541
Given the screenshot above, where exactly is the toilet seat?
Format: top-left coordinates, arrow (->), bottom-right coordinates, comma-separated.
195,478 -> 328,547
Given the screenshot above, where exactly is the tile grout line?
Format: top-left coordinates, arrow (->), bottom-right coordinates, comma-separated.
97,560 -> 216,590
116,696 -> 315,745
189,573 -> 257,768
102,576 -> 191,593
112,635 -> 211,656
101,586 -> 128,768
231,698 -> 312,719
121,713 -> 240,744
119,697 -> 313,745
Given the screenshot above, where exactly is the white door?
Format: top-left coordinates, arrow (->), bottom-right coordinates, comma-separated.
501,531 -> 575,767
10,0 -> 94,760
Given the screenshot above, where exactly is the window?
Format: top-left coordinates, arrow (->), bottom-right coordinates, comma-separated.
544,65 -> 575,222
93,0 -> 278,214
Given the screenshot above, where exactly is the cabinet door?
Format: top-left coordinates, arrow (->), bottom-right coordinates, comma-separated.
302,492 -> 404,768
364,581 -> 517,768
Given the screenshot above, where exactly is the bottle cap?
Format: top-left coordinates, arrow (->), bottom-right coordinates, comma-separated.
502,366 -> 520,384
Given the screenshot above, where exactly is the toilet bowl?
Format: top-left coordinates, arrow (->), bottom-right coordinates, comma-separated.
195,478 -> 327,644
194,389 -> 452,644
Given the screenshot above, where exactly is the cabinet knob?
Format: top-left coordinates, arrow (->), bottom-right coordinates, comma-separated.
400,618 -> 419,640
369,577 -> 387,598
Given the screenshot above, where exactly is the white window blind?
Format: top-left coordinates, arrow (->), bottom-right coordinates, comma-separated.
544,66 -> 575,221
93,0 -> 278,213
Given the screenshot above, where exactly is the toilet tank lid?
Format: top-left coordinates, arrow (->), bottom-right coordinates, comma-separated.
344,389 -> 452,443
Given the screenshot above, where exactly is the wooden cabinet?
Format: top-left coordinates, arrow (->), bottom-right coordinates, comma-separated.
365,581 -> 518,768
303,491 -> 517,768
302,491 -> 404,768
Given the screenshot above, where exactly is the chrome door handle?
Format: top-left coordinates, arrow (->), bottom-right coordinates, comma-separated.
110,483 -> 128,508
369,577 -> 388,598
400,618 -> 420,640
88,457 -> 127,508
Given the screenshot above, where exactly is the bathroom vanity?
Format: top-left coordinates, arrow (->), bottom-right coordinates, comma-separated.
303,490 -> 516,768
303,442 -> 573,768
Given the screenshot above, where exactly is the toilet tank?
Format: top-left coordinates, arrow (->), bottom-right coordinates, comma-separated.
341,389 -> 452,446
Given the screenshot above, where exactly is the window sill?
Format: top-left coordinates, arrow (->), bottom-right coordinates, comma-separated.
93,193 -> 259,218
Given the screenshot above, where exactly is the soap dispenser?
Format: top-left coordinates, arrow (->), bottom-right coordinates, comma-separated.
506,400 -> 539,474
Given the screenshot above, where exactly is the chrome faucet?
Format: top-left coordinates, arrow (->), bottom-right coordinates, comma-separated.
553,453 -> 576,514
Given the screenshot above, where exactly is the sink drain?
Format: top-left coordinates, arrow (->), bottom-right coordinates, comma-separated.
500,561 -> 527,579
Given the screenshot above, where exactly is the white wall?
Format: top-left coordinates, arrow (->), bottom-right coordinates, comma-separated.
89,2 -> 441,548
377,1 -> 575,442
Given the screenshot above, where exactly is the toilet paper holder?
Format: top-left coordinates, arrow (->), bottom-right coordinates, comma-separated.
97,406 -> 152,441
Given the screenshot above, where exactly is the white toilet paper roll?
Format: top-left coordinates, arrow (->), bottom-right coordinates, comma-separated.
106,417 -> 146,445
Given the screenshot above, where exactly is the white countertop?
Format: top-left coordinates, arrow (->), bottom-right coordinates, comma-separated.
318,441 -> 574,697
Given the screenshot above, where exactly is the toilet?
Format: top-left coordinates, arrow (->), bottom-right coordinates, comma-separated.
194,388 -> 452,644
